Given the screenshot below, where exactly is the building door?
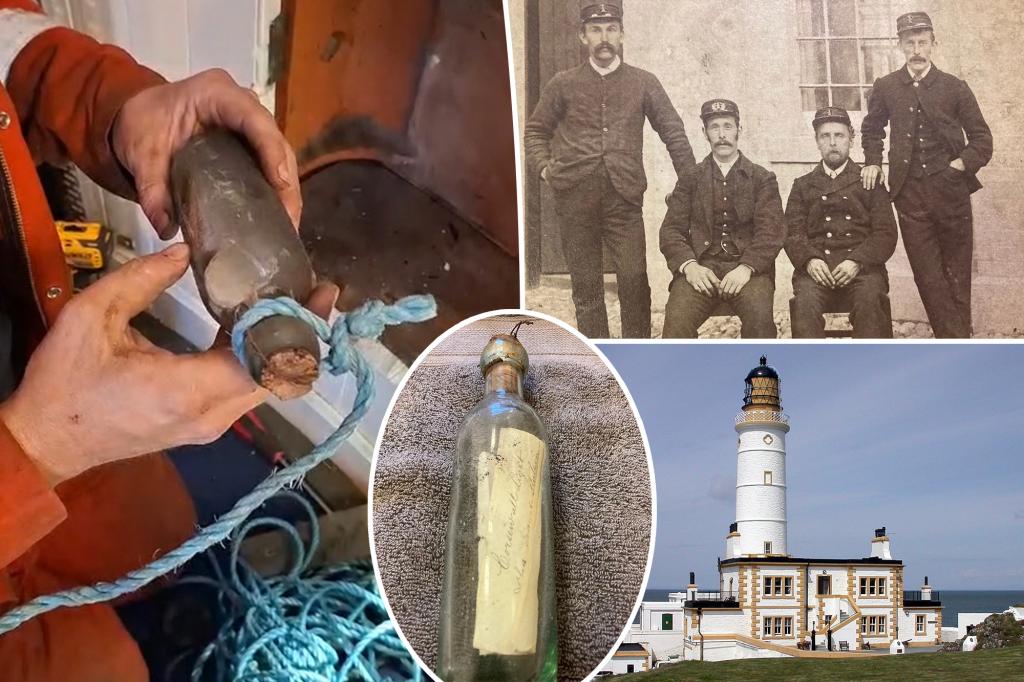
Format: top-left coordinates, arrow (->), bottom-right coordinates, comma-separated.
661,613 -> 673,630
524,0 -> 620,283
627,664 -> 635,673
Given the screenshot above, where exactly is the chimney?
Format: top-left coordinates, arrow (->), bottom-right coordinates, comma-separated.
870,527 -> 891,560
687,571 -> 698,600
725,522 -> 741,559
921,576 -> 932,601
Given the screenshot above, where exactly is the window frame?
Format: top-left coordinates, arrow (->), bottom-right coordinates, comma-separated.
764,541 -> 773,555
764,470 -> 773,485
915,614 -> 926,635
795,0 -> 901,112
763,575 -> 794,597
858,576 -> 887,596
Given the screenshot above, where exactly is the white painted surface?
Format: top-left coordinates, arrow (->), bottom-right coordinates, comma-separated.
733,421 -> 789,556
957,612 -> 995,639
603,655 -> 646,675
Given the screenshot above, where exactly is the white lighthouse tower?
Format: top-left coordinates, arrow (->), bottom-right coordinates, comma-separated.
727,356 -> 789,559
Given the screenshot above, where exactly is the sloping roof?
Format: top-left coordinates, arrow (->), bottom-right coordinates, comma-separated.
617,642 -> 647,653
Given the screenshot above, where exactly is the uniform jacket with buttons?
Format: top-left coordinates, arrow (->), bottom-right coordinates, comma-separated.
524,61 -> 694,206
0,6 -> 197,679
660,152 -> 785,277
861,64 -> 993,198
784,161 -> 898,272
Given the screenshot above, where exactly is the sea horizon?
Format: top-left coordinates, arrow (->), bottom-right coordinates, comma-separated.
639,588 -> 1024,627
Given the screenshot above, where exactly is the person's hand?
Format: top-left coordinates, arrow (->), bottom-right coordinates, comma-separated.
683,262 -> 720,297
831,260 -> 861,288
541,166 -> 549,182
861,165 -> 883,190
112,69 -> 302,239
719,265 -> 753,299
0,244 -> 338,486
806,258 -> 836,288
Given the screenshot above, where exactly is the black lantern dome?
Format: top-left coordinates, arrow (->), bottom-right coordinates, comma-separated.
743,355 -> 781,411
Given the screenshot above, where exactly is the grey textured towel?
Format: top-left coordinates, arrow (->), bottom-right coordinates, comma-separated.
372,317 -> 651,681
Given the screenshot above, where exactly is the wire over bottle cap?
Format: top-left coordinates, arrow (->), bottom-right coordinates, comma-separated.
479,320 -> 531,376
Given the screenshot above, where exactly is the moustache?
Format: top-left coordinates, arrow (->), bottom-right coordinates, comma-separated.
714,141 -> 733,146
910,56 -> 927,62
596,43 -> 615,52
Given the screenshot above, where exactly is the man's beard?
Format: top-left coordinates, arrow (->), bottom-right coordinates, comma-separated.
823,153 -> 849,170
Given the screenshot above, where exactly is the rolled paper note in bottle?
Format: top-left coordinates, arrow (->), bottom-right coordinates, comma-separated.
438,322 -> 558,681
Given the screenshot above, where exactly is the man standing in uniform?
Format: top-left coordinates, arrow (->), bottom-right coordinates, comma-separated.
660,100 -> 784,338
786,107 -> 898,338
861,11 -> 992,338
524,1 -> 694,338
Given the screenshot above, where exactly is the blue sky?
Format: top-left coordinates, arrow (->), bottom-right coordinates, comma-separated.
598,344 -> 1024,591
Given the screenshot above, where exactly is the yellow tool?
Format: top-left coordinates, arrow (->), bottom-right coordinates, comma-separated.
56,220 -> 112,271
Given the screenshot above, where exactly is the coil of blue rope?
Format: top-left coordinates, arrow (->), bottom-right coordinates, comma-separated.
172,491 -> 422,682
0,294 -> 436,652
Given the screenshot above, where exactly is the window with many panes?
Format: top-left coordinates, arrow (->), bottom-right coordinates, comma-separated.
762,616 -> 794,638
763,576 -> 794,596
916,614 -> 926,634
796,0 -> 911,111
859,576 -> 887,596
861,614 -> 888,634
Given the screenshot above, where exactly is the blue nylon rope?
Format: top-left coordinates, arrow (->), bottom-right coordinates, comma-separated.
175,491 -> 422,682
0,294 -> 436,677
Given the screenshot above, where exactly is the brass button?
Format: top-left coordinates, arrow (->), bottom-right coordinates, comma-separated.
825,216 -> 832,222
845,215 -> 851,220
826,232 -> 833,238
46,286 -> 62,299
0,111 -> 9,129
704,240 -> 711,246
824,249 -> 831,255
821,195 -> 827,201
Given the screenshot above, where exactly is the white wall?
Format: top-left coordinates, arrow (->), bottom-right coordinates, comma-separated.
957,612 -> 995,639
604,656 -> 646,675
735,423 -> 789,555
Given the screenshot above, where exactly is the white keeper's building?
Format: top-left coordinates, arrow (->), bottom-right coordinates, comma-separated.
622,357 -> 942,665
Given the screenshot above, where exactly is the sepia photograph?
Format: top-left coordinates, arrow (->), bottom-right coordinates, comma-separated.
514,0 -> 1023,339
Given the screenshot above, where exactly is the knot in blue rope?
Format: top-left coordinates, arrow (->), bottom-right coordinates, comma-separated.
0,290 -> 437,680
231,295 -> 437,379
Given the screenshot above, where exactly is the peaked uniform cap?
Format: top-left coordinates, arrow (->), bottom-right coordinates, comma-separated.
812,106 -> 852,129
896,11 -> 933,36
701,99 -> 740,123
581,1 -> 622,22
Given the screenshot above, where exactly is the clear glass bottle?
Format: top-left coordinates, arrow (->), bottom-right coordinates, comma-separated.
437,328 -> 557,682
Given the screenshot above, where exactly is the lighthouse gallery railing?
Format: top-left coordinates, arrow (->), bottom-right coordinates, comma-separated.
735,410 -> 790,425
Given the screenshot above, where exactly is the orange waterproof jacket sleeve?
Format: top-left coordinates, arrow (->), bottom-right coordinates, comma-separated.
2,0 -> 166,199
0,419 -> 65,579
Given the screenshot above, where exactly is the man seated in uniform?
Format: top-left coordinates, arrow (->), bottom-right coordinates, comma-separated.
659,100 -> 784,338
785,107 -> 898,338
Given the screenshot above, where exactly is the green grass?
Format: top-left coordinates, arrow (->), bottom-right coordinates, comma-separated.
620,647 -> 1023,681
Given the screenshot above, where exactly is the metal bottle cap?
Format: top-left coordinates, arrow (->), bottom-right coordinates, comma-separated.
480,333 -> 529,376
